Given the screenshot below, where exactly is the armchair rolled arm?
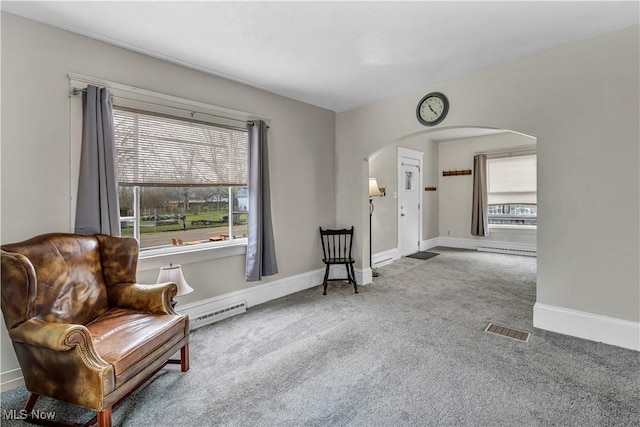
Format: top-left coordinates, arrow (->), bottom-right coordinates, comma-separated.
9,318 -> 110,370
107,282 -> 177,315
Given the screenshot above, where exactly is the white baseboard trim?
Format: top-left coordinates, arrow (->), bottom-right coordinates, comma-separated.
422,237 -> 441,250
178,269 -> 322,330
1,368 -> 24,392
438,236 -> 536,256
179,268 -> 325,318
359,267 -> 373,286
533,303 -> 640,351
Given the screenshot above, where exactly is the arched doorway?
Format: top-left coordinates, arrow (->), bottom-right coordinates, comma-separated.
366,126 -> 537,273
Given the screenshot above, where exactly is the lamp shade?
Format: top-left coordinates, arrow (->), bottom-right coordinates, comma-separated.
157,264 -> 194,297
369,177 -> 383,197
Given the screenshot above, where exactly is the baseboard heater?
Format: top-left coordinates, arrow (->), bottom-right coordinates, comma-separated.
477,245 -> 536,257
373,256 -> 394,268
190,301 -> 247,330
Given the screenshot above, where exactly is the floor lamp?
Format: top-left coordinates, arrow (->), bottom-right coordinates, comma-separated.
369,178 -> 385,278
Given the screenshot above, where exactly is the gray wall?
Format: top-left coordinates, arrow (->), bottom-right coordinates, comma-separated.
336,25 -> 640,325
1,13 -> 336,382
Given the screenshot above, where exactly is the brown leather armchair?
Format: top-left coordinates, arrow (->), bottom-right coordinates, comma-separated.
1,233 -> 190,427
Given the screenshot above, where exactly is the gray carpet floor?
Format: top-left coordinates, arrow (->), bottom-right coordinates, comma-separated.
1,247 -> 639,426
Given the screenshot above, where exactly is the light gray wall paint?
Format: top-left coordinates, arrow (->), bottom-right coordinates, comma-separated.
438,132 -> 537,244
368,148 -> 398,254
336,25 -> 639,324
1,13 -> 336,377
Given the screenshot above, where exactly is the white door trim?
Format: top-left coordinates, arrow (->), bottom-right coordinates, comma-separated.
397,147 -> 424,256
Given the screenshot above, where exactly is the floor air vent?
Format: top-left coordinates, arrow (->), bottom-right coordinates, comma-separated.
484,323 -> 531,342
191,302 -> 246,329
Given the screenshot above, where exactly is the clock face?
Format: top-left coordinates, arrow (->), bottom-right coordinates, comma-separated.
417,92 -> 449,126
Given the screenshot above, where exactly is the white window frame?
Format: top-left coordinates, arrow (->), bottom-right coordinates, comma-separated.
68,73 -> 269,266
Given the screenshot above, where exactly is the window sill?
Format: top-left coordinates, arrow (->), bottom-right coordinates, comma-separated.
488,224 -> 537,235
137,239 -> 247,272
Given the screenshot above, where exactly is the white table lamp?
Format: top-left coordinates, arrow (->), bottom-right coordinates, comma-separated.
157,263 -> 194,307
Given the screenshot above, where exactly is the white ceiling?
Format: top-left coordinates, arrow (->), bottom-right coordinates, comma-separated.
2,1 -> 639,112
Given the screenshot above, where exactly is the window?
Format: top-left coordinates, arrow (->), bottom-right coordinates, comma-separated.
487,154 -> 537,227
405,171 -> 414,190
114,108 -> 248,250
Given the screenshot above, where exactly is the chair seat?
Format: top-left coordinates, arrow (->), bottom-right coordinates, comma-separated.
323,257 -> 355,264
87,308 -> 185,379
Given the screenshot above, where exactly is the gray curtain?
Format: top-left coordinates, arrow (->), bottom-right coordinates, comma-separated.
471,154 -> 489,236
74,85 -> 120,236
245,120 -> 278,281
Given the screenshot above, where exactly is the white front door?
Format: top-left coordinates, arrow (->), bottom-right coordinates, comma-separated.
398,149 -> 423,256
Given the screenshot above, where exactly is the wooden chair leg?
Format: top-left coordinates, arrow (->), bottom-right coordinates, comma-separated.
97,407 -> 112,427
322,264 -> 330,295
24,392 -> 39,412
350,263 -> 358,293
346,263 -> 356,284
181,344 -> 190,372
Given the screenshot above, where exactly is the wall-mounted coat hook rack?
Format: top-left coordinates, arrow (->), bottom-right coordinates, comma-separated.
442,169 -> 472,177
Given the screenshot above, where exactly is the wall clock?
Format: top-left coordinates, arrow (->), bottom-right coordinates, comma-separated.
416,92 -> 449,126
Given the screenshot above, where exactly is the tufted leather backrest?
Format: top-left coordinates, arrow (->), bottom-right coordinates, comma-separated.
1,233 -> 110,327
96,234 -> 139,288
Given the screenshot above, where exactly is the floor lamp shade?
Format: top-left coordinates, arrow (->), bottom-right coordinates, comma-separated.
157,264 -> 194,297
369,178 -> 383,197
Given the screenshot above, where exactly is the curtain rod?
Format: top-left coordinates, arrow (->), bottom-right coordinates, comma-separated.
475,148 -> 536,159
70,87 -> 267,127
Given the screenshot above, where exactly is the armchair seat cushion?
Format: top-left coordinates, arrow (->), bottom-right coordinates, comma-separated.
87,307 -> 186,384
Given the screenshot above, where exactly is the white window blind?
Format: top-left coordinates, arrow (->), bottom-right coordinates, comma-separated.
113,108 -> 248,187
487,154 -> 537,205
